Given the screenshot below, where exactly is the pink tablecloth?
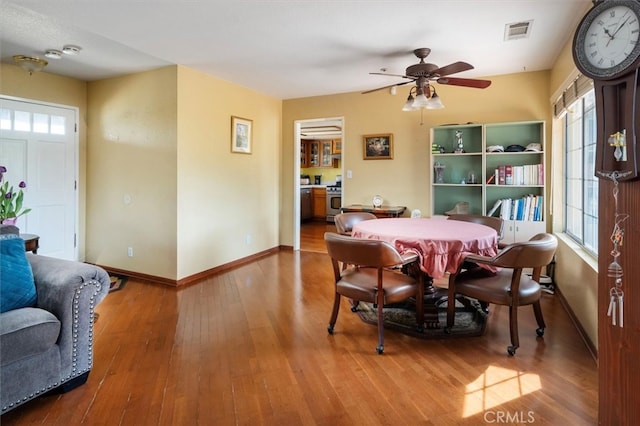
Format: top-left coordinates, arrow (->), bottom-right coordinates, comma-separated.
351,217 -> 498,279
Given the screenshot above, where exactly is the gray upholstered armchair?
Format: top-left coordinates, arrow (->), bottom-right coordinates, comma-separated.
0,245 -> 110,413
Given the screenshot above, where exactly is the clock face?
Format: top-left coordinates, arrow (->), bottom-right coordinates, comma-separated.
574,0 -> 640,79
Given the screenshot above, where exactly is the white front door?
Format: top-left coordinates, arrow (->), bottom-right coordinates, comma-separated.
0,97 -> 78,260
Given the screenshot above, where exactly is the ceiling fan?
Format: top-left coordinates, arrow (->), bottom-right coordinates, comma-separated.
362,48 -> 492,95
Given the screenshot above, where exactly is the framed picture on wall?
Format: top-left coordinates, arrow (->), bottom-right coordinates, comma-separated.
363,133 -> 393,160
231,116 -> 252,154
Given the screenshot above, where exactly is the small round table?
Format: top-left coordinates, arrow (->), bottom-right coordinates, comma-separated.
20,233 -> 40,254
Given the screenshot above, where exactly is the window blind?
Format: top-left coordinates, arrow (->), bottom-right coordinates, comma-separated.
553,74 -> 594,117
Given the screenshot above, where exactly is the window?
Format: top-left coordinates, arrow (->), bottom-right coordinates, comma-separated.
564,90 -> 598,255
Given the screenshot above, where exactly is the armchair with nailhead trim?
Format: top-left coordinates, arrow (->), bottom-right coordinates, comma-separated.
0,227 -> 109,414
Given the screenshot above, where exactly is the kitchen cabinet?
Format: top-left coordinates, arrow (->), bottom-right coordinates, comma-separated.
332,139 -> 342,154
430,120 -> 546,243
300,188 -> 312,222
302,140 -> 337,168
319,141 -> 333,167
312,187 -> 326,219
300,142 -> 308,167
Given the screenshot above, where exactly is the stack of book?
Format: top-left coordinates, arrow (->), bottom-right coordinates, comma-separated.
488,195 -> 544,221
494,164 -> 544,185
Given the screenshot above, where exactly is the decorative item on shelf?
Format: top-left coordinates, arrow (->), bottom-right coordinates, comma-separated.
372,195 -> 383,208
445,201 -> 469,215
431,143 -> 445,154
434,162 -> 446,183
467,171 -> 477,184
0,166 -> 31,225
454,130 -> 465,153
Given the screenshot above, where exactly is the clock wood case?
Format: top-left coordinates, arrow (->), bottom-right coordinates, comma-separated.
573,0 -> 640,181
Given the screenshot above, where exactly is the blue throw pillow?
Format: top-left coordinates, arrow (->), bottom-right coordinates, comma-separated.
0,235 -> 37,313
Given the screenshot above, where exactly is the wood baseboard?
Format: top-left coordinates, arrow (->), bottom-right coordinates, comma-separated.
555,285 -> 598,362
97,246 -> 282,288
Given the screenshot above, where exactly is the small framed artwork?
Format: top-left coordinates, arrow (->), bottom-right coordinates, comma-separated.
363,133 -> 393,160
231,116 -> 252,154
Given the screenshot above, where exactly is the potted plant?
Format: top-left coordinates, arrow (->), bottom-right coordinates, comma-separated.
0,166 -> 31,225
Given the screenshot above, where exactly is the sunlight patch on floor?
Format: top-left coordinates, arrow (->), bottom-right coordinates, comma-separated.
463,365 -> 542,418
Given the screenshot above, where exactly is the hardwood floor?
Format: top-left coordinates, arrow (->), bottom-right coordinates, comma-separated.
2,223 -> 598,425
300,220 -> 336,252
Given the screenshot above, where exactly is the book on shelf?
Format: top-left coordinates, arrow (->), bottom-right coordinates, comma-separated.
493,163 -> 544,185
505,165 -> 513,185
497,195 -> 544,221
498,166 -> 506,185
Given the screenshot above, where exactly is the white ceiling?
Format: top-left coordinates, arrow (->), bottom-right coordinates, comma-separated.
1,1 -> 591,100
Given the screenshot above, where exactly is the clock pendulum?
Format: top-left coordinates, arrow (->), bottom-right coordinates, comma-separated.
605,174 -> 629,327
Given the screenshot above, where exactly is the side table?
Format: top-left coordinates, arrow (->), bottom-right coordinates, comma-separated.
20,233 -> 40,254
341,205 -> 406,218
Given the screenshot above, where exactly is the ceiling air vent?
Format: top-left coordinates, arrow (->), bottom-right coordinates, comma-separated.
504,20 -> 533,41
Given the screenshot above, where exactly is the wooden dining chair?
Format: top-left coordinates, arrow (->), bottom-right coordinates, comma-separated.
334,212 -> 377,235
447,214 -> 504,243
324,232 -> 424,354
446,233 -> 558,355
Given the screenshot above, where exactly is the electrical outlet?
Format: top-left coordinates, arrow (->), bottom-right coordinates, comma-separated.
245,234 -> 251,245
127,247 -> 134,257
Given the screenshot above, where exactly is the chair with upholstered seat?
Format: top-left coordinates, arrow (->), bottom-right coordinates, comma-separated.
447,214 -> 504,243
334,212 -> 377,235
447,233 -> 557,355
324,232 -> 424,354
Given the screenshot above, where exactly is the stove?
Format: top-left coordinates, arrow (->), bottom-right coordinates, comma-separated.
326,183 -> 342,222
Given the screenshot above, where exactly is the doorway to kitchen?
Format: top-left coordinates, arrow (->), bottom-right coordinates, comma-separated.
294,117 -> 344,252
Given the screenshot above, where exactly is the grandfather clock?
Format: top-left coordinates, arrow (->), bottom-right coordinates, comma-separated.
573,0 -> 640,423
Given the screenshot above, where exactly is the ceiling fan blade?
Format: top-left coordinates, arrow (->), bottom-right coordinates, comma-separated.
369,72 -> 413,79
362,80 -> 413,94
437,77 -> 492,89
433,61 -> 474,77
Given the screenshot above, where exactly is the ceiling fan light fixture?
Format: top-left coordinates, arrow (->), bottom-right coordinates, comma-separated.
425,87 -> 445,109
13,55 -> 48,75
402,93 -> 417,111
412,92 -> 430,108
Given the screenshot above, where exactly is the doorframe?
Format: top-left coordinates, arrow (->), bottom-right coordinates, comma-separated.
293,116 -> 345,251
0,94 -> 80,260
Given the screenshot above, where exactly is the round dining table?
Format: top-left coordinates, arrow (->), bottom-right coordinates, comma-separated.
351,217 -> 498,279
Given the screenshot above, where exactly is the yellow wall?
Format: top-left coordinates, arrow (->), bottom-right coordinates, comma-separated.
549,33 -> 598,348
176,66 -> 282,279
85,66 -> 282,280
0,63 -> 89,256
281,71 -> 552,246
86,67 -> 178,278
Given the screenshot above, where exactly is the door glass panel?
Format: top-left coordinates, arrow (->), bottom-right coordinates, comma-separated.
50,115 -> 66,135
14,110 -> 31,131
33,113 -> 49,133
0,109 -> 11,130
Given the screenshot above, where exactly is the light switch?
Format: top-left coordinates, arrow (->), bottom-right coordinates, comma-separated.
346,170 -> 353,178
